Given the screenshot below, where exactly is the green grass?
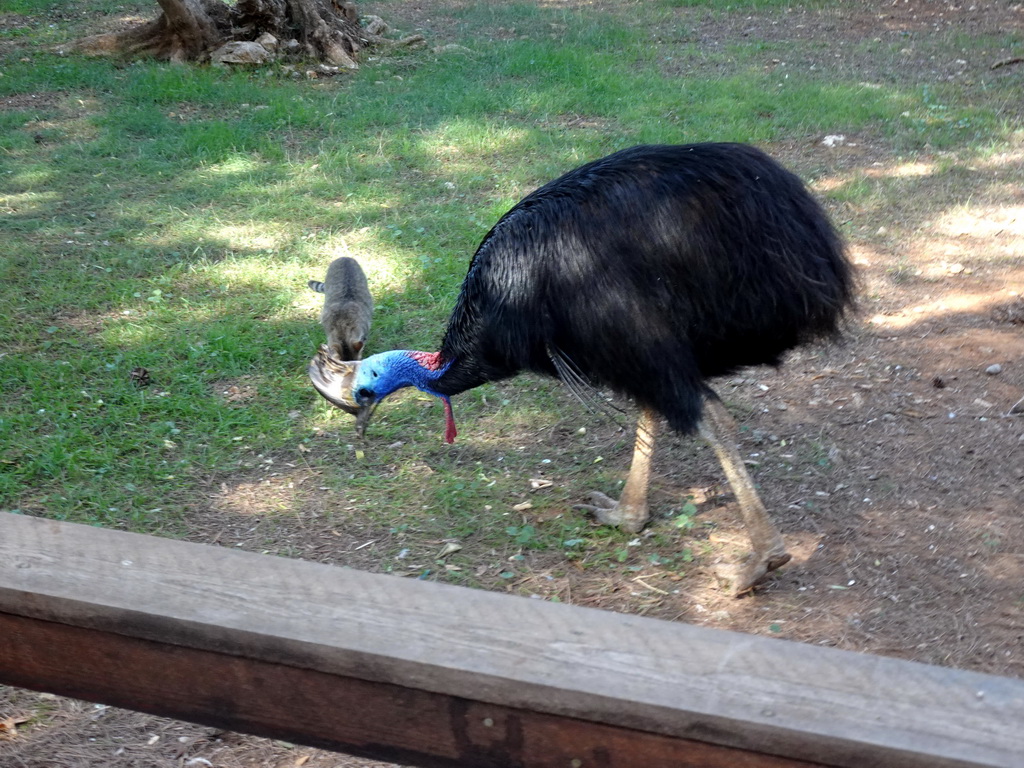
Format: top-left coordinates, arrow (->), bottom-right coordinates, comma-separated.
1,0 -> 1022,576
659,0 -> 828,8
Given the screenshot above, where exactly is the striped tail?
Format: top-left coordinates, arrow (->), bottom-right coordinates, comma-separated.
308,280 -> 326,293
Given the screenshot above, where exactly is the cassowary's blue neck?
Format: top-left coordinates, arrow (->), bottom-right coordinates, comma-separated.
354,350 -> 458,443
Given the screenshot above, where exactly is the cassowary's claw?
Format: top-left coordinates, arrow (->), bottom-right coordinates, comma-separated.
714,549 -> 792,596
574,491 -> 647,534
575,491 -> 618,510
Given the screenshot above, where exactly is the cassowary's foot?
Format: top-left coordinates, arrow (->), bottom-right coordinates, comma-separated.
574,407 -> 658,535
575,492 -> 648,534
700,391 -> 792,597
714,546 -> 792,596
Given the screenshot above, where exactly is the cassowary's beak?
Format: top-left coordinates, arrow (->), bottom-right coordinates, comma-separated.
308,345 -> 371,436
354,397 -> 379,438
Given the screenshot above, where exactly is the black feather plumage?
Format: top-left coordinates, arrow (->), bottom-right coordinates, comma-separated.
429,143 -> 853,435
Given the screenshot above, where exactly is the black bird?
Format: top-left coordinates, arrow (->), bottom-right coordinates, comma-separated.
317,143 -> 855,593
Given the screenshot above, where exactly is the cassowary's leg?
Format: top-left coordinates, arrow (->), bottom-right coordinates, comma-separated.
699,391 -> 791,595
575,406 -> 658,534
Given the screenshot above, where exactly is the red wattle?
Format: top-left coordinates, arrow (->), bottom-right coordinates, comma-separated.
442,397 -> 458,444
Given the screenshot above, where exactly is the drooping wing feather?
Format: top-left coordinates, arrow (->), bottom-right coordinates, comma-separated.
547,344 -> 628,427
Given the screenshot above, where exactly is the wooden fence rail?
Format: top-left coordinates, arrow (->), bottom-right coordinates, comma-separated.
1,511 -> 1022,767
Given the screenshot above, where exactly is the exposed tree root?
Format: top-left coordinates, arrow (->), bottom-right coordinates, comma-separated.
69,0 -> 392,67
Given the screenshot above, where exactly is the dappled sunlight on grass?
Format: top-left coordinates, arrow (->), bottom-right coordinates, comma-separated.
209,224 -> 288,252
2,189 -> 59,212
811,148 -> 1023,266
7,167 -> 56,189
814,158 -> 938,194
416,118 -> 534,173
316,229 -> 419,295
868,161 -> 935,179
99,316 -> 168,349
817,148 -> 1024,195
200,155 -> 266,177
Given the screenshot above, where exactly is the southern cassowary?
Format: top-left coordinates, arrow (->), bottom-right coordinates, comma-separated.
310,143 -> 854,594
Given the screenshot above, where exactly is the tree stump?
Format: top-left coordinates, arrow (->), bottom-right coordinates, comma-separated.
71,0 -> 372,67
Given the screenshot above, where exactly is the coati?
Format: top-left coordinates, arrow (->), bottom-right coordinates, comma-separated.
308,257 -> 372,360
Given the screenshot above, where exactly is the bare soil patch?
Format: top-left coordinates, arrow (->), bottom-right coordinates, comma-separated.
3,1 -> 1023,766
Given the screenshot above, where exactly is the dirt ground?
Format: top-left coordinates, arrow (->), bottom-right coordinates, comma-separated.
3,1 -> 1023,766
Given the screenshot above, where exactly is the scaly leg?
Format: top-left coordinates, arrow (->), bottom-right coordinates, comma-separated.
575,406 -> 658,534
699,391 -> 791,594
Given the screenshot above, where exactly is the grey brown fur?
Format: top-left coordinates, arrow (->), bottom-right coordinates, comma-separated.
309,257 -> 373,360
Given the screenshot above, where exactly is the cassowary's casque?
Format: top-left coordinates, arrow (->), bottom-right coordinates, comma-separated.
311,143 -> 854,594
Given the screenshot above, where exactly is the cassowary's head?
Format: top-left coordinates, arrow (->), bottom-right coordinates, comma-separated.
353,350 -> 458,443
309,347 -> 457,442
353,350 -> 425,402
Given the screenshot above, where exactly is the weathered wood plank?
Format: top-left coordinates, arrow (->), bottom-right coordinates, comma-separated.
1,512 -> 1023,768
0,612 -> 822,768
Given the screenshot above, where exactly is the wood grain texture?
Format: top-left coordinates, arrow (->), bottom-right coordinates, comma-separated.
1,512 -> 1023,768
0,613 -> 822,768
